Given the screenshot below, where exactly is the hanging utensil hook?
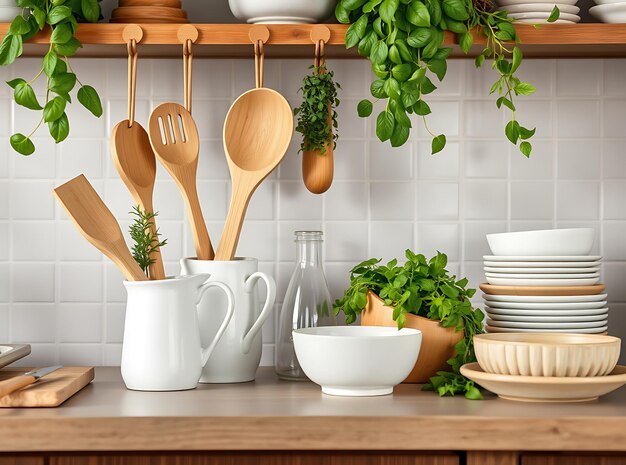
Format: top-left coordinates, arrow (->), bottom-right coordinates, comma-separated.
311,25 -> 330,70
122,25 -> 143,128
249,25 -> 270,89
178,25 -> 199,113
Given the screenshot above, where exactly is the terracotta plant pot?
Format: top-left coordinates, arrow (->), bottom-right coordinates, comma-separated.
361,292 -> 464,383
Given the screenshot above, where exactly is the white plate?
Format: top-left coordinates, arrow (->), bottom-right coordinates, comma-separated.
482,293 -> 608,303
485,300 -> 607,309
486,325 -> 609,334
484,255 -> 602,262
486,312 -> 608,322
590,3 -> 626,22
486,318 -> 608,329
484,307 -> 609,316
497,3 -> 580,13
595,0 -> 626,5
486,277 -> 600,286
484,266 -> 601,274
508,10 -> 581,19
484,261 -> 601,268
497,0 -> 578,6
513,18 -> 579,21
485,272 -> 600,279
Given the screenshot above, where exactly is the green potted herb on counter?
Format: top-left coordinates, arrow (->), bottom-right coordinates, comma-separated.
0,0 -> 104,156
334,250 -> 485,399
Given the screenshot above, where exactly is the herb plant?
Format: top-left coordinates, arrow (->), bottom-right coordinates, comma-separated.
294,64 -> 340,155
336,0 -> 559,157
334,250 -> 485,399
0,0 -> 104,156
129,206 -> 167,278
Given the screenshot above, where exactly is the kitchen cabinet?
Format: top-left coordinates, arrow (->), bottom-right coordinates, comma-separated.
0,459 -> 43,465
521,455 -> 626,465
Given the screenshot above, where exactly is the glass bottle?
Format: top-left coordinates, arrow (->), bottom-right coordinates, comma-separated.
275,231 -> 335,381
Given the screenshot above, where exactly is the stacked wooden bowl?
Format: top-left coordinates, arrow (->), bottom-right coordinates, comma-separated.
110,0 -> 189,23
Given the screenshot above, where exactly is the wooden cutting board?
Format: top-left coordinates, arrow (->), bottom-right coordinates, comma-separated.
0,366 -> 94,407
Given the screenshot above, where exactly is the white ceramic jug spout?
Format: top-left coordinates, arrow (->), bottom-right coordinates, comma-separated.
241,272 -> 276,354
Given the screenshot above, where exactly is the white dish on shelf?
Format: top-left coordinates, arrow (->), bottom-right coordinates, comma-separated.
486,307 -> 609,316
485,300 -> 607,310
228,0 -> 336,23
485,325 -> 609,334
484,260 -> 601,268
486,229 -> 594,257
486,276 -> 600,286
485,272 -> 600,279
497,0 -> 578,5
482,293 -> 608,303
460,363 -> 626,402
497,3 -> 580,13
484,255 -> 602,262
484,266 -> 601,274
486,312 -> 608,322
514,18 -> 579,22
486,318 -> 608,329
509,11 -> 581,20
590,3 -> 626,22
594,0 -> 626,5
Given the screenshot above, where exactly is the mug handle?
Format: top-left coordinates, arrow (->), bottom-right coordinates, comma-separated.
197,280 -> 235,367
241,272 -> 276,355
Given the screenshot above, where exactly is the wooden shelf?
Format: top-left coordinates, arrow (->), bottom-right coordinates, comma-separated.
2,23 -> 626,58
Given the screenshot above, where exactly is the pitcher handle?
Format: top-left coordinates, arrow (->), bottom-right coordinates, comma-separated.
241,272 -> 276,355
197,280 -> 235,367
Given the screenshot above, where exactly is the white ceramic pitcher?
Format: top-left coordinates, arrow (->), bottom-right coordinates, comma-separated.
121,274 -> 234,391
180,258 -> 276,383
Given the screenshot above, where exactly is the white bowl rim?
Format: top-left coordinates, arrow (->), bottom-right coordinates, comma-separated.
590,2 -> 626,10
475,332 -> 621,346
294,326 -> 422,339
486,227 -> 594,240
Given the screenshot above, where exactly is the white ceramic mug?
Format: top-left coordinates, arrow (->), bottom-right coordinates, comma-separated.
180,258 -> 276,383
121,274 -> 234,391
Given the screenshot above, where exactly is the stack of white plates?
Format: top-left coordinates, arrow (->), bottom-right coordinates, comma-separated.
590,0 -> 626,23
496,0 -> 581,23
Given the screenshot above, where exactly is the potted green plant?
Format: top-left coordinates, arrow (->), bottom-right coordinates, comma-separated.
0,0 -> 104,156
335,0 -> 559,156
334,250 -> 485,399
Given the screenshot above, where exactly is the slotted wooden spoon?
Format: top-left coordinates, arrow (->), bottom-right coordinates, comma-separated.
54,175 -> 147,282
111,25 -> 165,280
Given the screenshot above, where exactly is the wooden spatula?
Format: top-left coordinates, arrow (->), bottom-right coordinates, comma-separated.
54,175 -> 148,281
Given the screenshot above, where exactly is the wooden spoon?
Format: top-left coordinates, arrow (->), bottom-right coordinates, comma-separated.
111,121 -> 166,280
54,175 -> 147,282
215,88 -> 294,261
148,103 -> 214,260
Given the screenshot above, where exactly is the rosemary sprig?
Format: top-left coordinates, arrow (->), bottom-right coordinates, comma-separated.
129,206 -> 167,277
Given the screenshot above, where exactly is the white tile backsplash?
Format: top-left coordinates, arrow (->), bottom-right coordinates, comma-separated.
1,58 -> 626,366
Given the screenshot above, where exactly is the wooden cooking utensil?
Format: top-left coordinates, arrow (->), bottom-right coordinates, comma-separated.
119,0 -> 181,7
148,103 -> 214,260
112,6 -> 187,18
54,175 -> 148,282
111,26 -> 165,280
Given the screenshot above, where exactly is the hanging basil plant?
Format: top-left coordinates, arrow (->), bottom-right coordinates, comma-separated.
336,0 -> 559,157
0,0 -> 104,156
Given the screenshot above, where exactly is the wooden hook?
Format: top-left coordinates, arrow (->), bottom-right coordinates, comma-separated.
178,25 -> 198,113
122,25 -> 143,127
249,25 -> 269,89
311,25 -> 330,70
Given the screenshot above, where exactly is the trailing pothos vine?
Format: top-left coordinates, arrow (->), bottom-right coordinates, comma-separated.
333,250 -> 486,399
0,0 -> 104,156
294,64 -> 340,155
336,0 -> 559,157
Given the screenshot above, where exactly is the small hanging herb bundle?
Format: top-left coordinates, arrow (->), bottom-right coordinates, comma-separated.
334,250 -> 485,399
0,0 -> 104,156
336,0 -> 559,157
294,64 -> 340,155
129,206 -> 167,277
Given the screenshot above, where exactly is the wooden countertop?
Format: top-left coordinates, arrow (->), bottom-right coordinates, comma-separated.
0,367 -> 625,453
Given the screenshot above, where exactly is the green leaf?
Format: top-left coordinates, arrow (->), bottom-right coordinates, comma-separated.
33,7 -> 46,29
49,72 -> 77,94
376,110 -> 395,141
10,133 -> 35,156
14,82 -> 42,110
505,120 -> 520,144
81,0 -> 100,22
48,5 -> 72,24
6,78 -> 25,89
345,22 -> 362,49
383,77 -> 400,99
0,34 -> 22,66
51,23 -> 72,44
547,5 -> 560,22
9,15 -> 32,35
357,99 -> 373,117
519,126 -> 536,140
43,51 -> 58,77
414,99 -> 431,116
445,19 -> 467,34
407,27 -> 432,48
49,112 -> 70,143
406,1 -> 430,28
428,59 -> 447,81
380,0 -> 399,23
392,63 -> 412,81
341,0 -> 369,11
395,40 -> 413,61
335,3 -> 350,23
515,82 -> 536,96
371,79 -> 387,98
370,40 -> 389,65
54,37 -> 81,56
460,32 -> 473,55
388,44 -> 402,64
394,106 -> 411,128
420,76 -> 437,94
475,53 -> 485,68
432,134 -> 446,154
358,30 -> 378,56
390,124 -> 410,147
363,0 -> 383,12
465,386 -> 483,400
511,46 -> 522,73
442,0 -> 469,20
520,141 -> 532,158
44,96 -> 67,122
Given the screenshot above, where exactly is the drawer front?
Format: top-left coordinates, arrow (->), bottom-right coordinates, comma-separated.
522,455 -> 626,465
0,458 -> 44,465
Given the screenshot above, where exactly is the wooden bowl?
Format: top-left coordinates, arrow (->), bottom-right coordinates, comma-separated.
360,292 -> 464,383
110,17 -> 189,23
119,0 -> 182,7
112,6 -> 187,18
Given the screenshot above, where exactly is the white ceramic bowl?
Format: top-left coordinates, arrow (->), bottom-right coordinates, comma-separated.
590,3 -> 626,22
228,0 -> 336,24
475,333 -> 621,377
293,326 -> 422,396
0,6 -> 27,22
486,228 -> 595,256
